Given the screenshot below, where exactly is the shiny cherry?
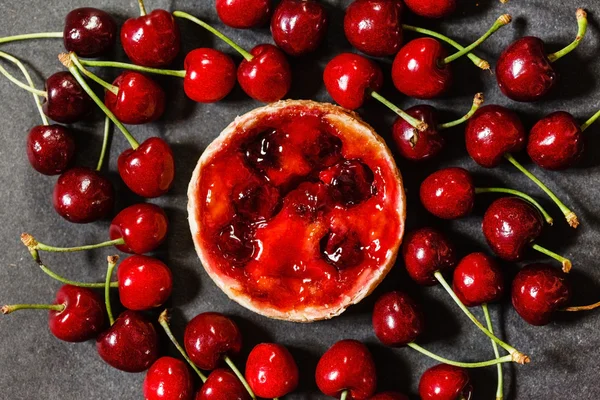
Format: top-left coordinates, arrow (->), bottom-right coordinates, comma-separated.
196,369 -> 251,400
184,48 -> 236,103
143,357 -> 194,400
245,343 -> 299,398
104,71 -> 165,125
404,0 -> 456,18
373,291 -> 424,346
109,203 -> 169,254
370,392 -> 409,400
392,105 -> 443,161
452,253 -> 504,307
419,167 -> 475,219
42,72 -> 92,124
48,285 -> 105,342
402,227 -> 456,285
216,0 -> 271,29
419,364 -> 472,400
117,255 -> 172,310
26,125 -> 75,175
237,44 -> 292,103
63,7 -> 117,57
271,0 -> 328,56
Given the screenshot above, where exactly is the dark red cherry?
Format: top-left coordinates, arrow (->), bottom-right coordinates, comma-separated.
319,160 -> 375,206
117,255 -> 172,310
419,167 -> 475,219
63,7 -> 117,57
512,263 -> 570,326
403,0 -> 456,18
121,9 -> 181,68
237,44 -> 292,103
286,182 -> 331,219
316,339 -> 377,400
401,227 -> 456,285
392,38 -> 451,99
143,357 -> 194,400
43,72 -> 92,124
245,343 -> 299,398
232,179 -> 281,222
216,0 -> 271,29
96,310 -> 159,373
184,312 -> 242,370
392,105 -> 443,161
323,53 -> 383,110
344,0 -> 403,57
109,203 -> 168,254
243,128 -> 282,171
48,285 -> 105,342
196,369 -> 251,400
53,167 -> 115,223
271,0 -> 328,56
320,228 -> 364,270
419,364 -> 472,400
184,48 -> 236,103
452,253 -> 504,307
372,291 -> 424,346
465,105 -> 525,168
527,111 -> 584,170
118,137 -> 175,198
370,392 -> 409,400
104,71 -> 165,125
26,125 -> 75,175
304,132 -> 342,167
216,220 -> 256,264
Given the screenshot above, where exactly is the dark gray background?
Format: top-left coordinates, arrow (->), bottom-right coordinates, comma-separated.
0,0 -> 599,398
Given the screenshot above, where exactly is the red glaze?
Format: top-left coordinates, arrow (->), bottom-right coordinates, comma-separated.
245,343 -> 299,398
527,111 -> 584,170
43,72 -> 92,124
117,255 -> 172,310
452,253 -> 504,307
343,0 -> 403,57
184,312 -> 242,370
26,125 -> 75,175
402,227 -> 456,285
184,48 -> 236,103
48,285 -> 105,342
109,203 -> 169,254
316,340 -> 377,400
53,167 -> 115,223
196,369 -> 251,400
323,53 -> 383,110
419,364 -> 472,400
105,71 -> 165,125
512,263 -> 571,326
121,9 -> 180,68
271,0 -> 328,56
216,0 -> 271,29
496,37 -> 556,102
63,7 -> 117,57
118,137 -> 175,198
238,44 -> 292,102
143,357 -> 194,400
372,291 -> 424,346
465,105 -> 525,168
403,0 -> 456,18
96,310 -> 159,373
392,105 -> 443,161
392,38 -> 451,99
370,393 -> 409,400
482,197 -> 543,261
419,167 -> 475,219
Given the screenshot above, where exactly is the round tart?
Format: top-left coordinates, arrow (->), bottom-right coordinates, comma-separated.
188,100 -> 406,322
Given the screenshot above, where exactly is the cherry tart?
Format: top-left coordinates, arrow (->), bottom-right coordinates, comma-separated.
188,100 -> 406,322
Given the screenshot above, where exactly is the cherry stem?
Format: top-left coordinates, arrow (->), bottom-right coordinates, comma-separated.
369,90 -> 428,131
1,303 -> 64,314
71,55 -> 118,95
443,14 -> 512,65
97,117 -> 112,171
21,232 -> 125,253
402,24 -> 489,69
407,342 -> 512,368
0,32 -> 63,44
580,109 -> 600,132
340,390 -> 348,400
562,301 -> 600,312
503,153 -> 579,228
138,0 -> 147,16
0,57 -> 47,97
438,93 -> 484,130
475,187 -> 554,225
172,11 -> 254,61
104,255 -> 119,326
224,355 -> 257,400
482,304 -> 503,400
547,9 -> 588,63
60,52 -> 140,150
433,271 -> 530,364
531,243 -> 572,273
80,59 -> 186,78
158,309 -> 209,383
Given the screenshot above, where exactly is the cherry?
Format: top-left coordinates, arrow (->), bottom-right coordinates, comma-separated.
319,160 -> 375,206
216,0 -> 271,29
143,357 -> 194,400
418,364 -> 472,400
232,179 -> 281,222
110,202 -> 168,253
316,340 -> 377,400
343,0 -> 403,57
496,9 -> 587,102
117,255 -> 172,310
320,228 -> 364,270
271,0 -> 329,56
43,71 -> 92,124
63,7 -> 117,57
372,291 -> 424,347
401,227 -> 456,286
370,392 -> 409,400
304,132 -> 342,167
237,44 -> 292,103
285,182 -> 331,219
26,125 -> 75,175
403,0 -> 456,19
452,253 -> 504,307
244,128 -> 282,171
419,167 -> 475,220
104,71 -> 165,125
245,343 -> 299,398
196,369 -> 251,400
216,220 -> 256,264
184,48 -> 236,103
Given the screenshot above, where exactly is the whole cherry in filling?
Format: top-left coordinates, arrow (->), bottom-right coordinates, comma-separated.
63,7 -> 117,57
216,0 -> 271,29
403,0 -> 456,19
402,227 -> 456,285
26,125 -> 75,175
245,343 -> 299,398
143,357 -> 194,400
419,364 -> 472,400
452,253 -> 504,307
271,0 -> 328,56
117,255 -> 173,310
197,369 -> 251,400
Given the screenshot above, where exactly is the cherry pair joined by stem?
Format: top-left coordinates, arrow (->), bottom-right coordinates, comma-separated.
216,0 -> 271,29
271,0 -> 329,56
404,0 -> 456,19
245,343 -> 299,398
143,357 -> 194,400
419,364 -> 472,400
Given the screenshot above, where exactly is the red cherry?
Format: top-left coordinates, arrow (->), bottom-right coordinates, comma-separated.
26,125 -> 75,175
232,179 -> 281,222
372,291 -> 424,347
344,0 -> 403,57
104,71 -> 165,125
392,105 -> 443,161
316,340 -> 377,400
319,159 -> 375,206
117,255 -> 173,310
452,253 -> 504,307
121,9 -> 181,67
271,0 -> 328,56
118,137 -> 175,198
143,357 -> 194,400
370,392 -> 409,400
48,285 -> 105,342
418,364 -> 472,400
216,220 -> 256,264
403,0 -> 456,18
109,203 -> 168,254
323,53 -> 383,110
401,227 -> 456,285
184,48 -> 236,103
237,44 -> 292,102
63,7 -> 117,57
196,369 -> 251,400
216,0 -> 271,29
419,167 -> 475,219
245,343 -> 299,398
512,263 -> 570,326
43,72 -> 92,124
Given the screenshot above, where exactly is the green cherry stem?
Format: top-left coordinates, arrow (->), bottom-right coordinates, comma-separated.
224,355 -> 257,400
0,32 -> 63,45
547,9 -> 588,63
438,93 -> 484,130
104,255 -> 119,325
0,56 -> 47,97
138,0 -> 147,16
407,342 -> 512,368
21,232 -> 125,254
70,55 -> 118,95
340,390 -> 348,400
475,187 -> 554,225
97,117 -> 112,171
482,304 -> 503,400
531,244 -> 572,273
1,303 -> 65,314
369,90 -> 428,131
80,59 -> 186,78
580,108 -> 600,132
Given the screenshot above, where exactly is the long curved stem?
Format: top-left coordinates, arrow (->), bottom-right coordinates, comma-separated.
97,117 -> 112,171
0,32 -> 63,45
224,356 -> 257,400
369,90 -> 428,131
438,93 -> 484,130
547,9 -> 588,63
71,55 -> 118,95
563,301 -> 600,312
104,256 -> 118,325
531,243 -> 572,273
475,187 -> 554,225
2,303 -> 65,314
0,61 -> 46,97
483,304 -> 503,400
22,233 -> 124,253
80,60 -> 186,78
580,109 -> 600,132
407,342 -> 512,368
